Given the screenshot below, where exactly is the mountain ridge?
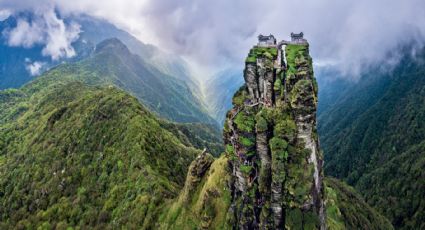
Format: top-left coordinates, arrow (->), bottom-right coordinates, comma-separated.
0,80 -> 201,228
23,37 -> 219,126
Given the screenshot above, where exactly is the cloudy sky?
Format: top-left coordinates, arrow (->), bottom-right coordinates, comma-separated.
1,0 -> 425,79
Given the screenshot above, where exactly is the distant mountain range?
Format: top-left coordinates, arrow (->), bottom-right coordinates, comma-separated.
73,15 -> 200,93
0,14 -> 216,126
204,69 -> 244,125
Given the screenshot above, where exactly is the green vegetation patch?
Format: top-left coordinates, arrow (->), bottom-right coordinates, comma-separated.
325,183 -> 345,230
269,137 -> 288,160
234,111 -> 255,133
226,144 -> 234,155
290,79 -> 313,108
274,77 -> 282,91
159,156 -> 232,229
239,136 -> 255,148
274,115 -> 297,142
285,44 -> 310,78
285,44 -> 308,66
232,86 -> 249,107
255,112 -> 269,132
245,47 -> 278,63
240,165 -> 253,174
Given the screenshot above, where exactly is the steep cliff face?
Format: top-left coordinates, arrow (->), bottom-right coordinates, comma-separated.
223,41 -> 325,229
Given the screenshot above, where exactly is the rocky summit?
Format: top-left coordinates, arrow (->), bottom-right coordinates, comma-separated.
223,34 -> 325,229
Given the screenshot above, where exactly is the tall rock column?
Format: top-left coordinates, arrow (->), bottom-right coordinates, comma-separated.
224,40 -> 326,229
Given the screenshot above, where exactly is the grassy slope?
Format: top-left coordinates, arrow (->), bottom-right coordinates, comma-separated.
159,155 -> 232,229
0,79 -> 201,228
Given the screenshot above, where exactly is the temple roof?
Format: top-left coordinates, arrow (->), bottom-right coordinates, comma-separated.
291,32 -> 304,38
258,34 -> 276,41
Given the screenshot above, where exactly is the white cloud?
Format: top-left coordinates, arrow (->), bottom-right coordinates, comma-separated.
0,9 -> 11,21
6,18 -> 44,47
2,0 -> 425,78
40,9 -> 81,60
137,0 -> 425,78
25,59 -> 46,76
2,7 -> 81,60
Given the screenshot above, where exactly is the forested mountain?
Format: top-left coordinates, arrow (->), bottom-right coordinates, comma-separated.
62,38 -> 216,124
73,15 -> 200,94
8,36 -> 216,126
0,77 -> 202,228
318,46 -> 425,229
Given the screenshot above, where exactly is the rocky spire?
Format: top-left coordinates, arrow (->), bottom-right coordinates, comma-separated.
224,36 -> 326,229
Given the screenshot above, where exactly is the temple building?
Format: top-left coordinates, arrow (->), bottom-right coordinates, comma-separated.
290,32 -> 307,44
258,34 -> 276,47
